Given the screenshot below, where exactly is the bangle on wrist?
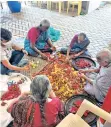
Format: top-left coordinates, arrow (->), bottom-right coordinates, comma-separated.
21,48 -> 24,52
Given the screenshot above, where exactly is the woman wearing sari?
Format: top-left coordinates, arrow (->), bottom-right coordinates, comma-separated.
60,33 -> 90,62
8,75 -> 62,127
24,19 -> 56,60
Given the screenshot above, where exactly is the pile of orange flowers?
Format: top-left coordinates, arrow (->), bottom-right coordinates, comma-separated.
33,54 -> 85,101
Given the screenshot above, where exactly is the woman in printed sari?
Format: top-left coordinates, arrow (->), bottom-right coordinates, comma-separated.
60,33 -> 90,62
24,19 -> 56,60
8,75 -> 62,127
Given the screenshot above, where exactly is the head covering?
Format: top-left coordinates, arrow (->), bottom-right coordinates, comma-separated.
40,19 -> 50,28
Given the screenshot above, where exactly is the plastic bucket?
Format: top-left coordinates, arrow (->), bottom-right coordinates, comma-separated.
7,1 -> 21,13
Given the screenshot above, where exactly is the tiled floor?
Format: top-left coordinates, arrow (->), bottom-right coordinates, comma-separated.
1,3 -> 111,58
0,4 -> 110,125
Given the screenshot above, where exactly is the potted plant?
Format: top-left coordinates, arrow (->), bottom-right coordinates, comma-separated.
7,1 -> 21,13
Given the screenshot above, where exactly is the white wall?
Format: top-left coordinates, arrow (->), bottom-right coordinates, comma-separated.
88,1 -> 101,13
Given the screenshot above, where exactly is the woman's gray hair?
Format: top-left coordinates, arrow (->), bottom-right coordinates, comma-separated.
30,75 -> 52,102
30,75 -> 52,126
96,49 -> 111,64
40,19 -> 50,28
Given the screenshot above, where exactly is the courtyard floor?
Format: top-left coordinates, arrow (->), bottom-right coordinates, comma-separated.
1,3 -> 111,58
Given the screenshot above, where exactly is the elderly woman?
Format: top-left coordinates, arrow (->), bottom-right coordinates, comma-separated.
79,49 -> 111,102
24,19 -> 56,60
8,75 -> 62,127
60,33 -> 90,62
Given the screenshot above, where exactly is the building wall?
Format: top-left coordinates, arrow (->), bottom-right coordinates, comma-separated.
88,1 -> 101,13
82,1 -> 101,14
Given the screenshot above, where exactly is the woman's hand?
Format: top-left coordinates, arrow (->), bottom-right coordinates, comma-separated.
21,65 -> 30,71
41,53 -> 48,60
70,53 -> 80,59
79,69 -> 97,73
65,56 -> 70,63
20,92 -> 31,96
78,72 -> 93,84
22,49 -> 28,55
51,46 -> 56,51
74,53 -> 80,57
47,39 -> 56,51
78,73 -> 87,79
79,69 -> 88,73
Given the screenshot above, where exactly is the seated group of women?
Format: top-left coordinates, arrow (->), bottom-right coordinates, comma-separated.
1,20 -> 111,127
0,19 -> 90,75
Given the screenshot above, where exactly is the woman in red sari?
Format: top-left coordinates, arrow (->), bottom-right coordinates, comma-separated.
8,75 -> 63,127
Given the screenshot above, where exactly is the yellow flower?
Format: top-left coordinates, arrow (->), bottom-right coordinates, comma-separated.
73,71 -> 78,75
82,78 -> 85,82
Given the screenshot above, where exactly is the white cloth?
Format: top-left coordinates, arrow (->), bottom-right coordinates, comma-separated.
84,64 -> 111,102
0,101 -> 14,127
0,75 -> 9,92
93,65 -> 111,102
0,43 -> 13,62
84,83 -> 95,96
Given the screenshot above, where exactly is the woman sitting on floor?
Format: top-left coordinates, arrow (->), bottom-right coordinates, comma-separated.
24,19 -> 56,60
8,75 -> 63,127
0,28 -> 29,75
60,33 -> 90,62
79,49 -> 111,102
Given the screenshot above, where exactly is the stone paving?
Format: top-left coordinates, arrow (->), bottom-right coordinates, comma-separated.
1,3 -> 111,58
